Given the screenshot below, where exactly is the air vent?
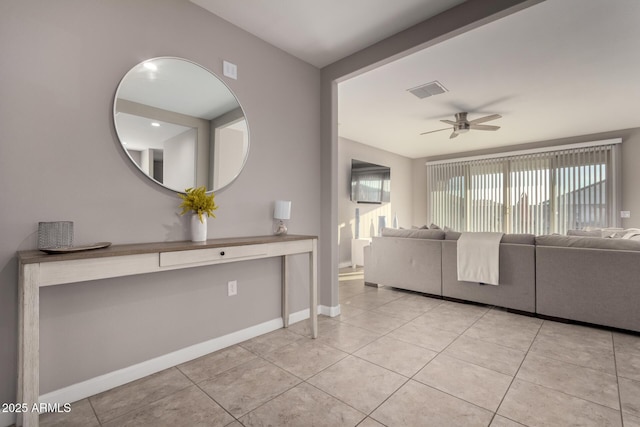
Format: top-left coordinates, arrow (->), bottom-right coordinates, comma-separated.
407,81 -> 448,99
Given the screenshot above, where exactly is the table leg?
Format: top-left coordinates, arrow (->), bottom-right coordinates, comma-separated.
19,263 -> 40,427
309,239 -> 318,339
281,256 -> 289,328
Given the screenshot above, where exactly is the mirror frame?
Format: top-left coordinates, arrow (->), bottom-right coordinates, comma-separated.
113,56 -> 250,194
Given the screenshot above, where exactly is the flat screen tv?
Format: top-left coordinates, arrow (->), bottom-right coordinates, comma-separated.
350,159 -> 390,204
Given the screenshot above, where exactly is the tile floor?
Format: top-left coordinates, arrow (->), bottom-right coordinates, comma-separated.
40,268 -> 640,427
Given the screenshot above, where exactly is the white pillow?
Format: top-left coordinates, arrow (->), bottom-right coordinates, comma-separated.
622,228 -> 640,240
601,227 -> 625,238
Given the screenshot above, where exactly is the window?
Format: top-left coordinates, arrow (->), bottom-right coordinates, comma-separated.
427,141 -> 621,234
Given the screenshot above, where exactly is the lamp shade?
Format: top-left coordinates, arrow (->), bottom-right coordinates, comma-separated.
274,200 -> 291,220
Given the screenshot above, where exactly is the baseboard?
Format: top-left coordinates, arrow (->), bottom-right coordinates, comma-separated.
320,304 -> 341,317
38,308 -> 319,408
288,304 -> 341,322
338,261 -> 353,269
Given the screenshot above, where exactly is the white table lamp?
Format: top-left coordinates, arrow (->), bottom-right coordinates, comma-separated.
274,200 -> 291,235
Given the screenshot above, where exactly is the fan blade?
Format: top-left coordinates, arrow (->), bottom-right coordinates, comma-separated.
470,124 -> 500,131
449,131 -> 459,139
469,114 -> 501,124
420,127 -> 450,135
440,119 -> 457,125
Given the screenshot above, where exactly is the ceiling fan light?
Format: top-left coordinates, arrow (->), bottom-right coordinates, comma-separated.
456,128 -> 470,134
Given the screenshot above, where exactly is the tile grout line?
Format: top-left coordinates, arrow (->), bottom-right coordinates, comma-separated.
282,285 -> 417,425
356,308 -> 513,427
611,333 -> 626,427
515,325 -> 629,414
488,318 -> 544,426
86,397 -> 102,427
416,305 -> 516,376
230,343 -> 363,424
192,380 -> 241,425
192,338 -> 346,424
180,352 -> 266,425
90,368 -> 196,426
343,294 -> 515,422
403,304 -> 517,420
342,287 -> 584,425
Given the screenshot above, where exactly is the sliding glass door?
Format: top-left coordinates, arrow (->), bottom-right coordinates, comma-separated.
427,142 -> 618,234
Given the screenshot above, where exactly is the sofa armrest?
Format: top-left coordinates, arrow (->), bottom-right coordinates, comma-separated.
363,236 -> 442,295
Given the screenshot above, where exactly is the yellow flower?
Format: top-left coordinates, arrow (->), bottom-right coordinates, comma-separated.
178,186 -> 218,223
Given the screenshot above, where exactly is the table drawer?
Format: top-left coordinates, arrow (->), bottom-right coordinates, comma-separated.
160,244 -> 267,267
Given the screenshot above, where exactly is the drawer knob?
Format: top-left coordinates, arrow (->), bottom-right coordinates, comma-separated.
220,251 -> 225,256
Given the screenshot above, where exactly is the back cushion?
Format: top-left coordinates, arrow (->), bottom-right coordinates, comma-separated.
445,231 -> 534,245
381,227 -> 445,240
536,235 -> 640,251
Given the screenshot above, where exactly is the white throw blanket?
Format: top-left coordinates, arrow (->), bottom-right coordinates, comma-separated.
457,232 -> 504,286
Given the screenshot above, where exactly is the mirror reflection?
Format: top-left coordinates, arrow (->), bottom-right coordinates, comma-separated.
114,57 -> 249,193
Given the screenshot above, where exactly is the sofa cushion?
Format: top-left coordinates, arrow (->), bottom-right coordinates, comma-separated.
445,231 -> 462,240
567,228 -> 631,238
501,234 -> 536,245
445,231 -> 534,245
536,235 -> 640,251
567,229 -> 602,237
381,227 -> 445,240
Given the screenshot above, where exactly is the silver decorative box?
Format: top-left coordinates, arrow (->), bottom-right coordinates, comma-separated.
38,221 -> 74,249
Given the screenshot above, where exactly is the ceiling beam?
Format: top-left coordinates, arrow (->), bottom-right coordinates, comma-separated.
322,0 -> 545,83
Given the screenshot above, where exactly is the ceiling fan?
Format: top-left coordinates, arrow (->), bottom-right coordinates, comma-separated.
421,112 -> 502,139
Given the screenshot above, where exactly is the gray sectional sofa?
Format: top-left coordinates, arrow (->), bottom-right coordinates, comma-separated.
535,235 -> 640,332
363,228 -> 640,333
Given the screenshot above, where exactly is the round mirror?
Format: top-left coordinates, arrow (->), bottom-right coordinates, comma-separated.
113,57 -> 249,193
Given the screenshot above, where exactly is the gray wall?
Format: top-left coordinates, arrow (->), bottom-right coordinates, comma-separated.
0,0 -> 320,404
620,129 -> 640,228
338,137 -> 414,265
411,157 -> 430,225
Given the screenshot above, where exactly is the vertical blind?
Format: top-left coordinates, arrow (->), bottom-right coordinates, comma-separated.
427,143 -> 619,235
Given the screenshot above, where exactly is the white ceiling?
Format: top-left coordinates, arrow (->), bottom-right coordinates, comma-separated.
339,0 -> 640,158
192,0 -> 640,159
191,0 -> 466,68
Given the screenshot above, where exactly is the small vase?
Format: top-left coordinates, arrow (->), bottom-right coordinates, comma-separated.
190,214 -> 207,242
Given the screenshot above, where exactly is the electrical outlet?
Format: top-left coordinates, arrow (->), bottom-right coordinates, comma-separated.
228,280 -> 237,296
621,211 -> 631,218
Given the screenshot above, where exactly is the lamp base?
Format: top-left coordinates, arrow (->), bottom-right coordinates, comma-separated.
274,220 -> 288,235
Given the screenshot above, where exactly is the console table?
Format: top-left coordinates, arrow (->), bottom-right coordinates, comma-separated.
17,234 -> 318,427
